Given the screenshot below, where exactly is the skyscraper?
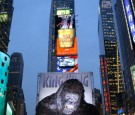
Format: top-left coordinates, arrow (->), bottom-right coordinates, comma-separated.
0,0 -> 14,53
114,0 -> 135,114
98,0 -> 123,114
0,52 -> 10,115
6,52 -> 27,115
0,0 -> 14,114
47,0 -> 78,73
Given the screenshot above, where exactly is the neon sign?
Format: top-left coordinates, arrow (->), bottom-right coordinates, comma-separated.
124,0 -> 135,43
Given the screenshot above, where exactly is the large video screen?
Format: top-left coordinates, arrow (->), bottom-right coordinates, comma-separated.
56,56 -> 78,72
58,57 -> 75,67
56,37 -> 78,56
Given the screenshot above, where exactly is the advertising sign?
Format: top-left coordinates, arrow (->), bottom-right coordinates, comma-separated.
58,29 -> 75,48
56,10 -> 70,16
56,56 -> 78,72
56,37 -> 78,56
124,0 -> 135,48
37,72 -> 93,104
130,65 -> 135,91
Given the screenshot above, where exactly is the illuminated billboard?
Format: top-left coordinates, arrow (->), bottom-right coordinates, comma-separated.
37,72 -> 94,104
59,57 -> 75,67
56,14 -> 75,30
56,37 -> 78,56
56,10 -> 70,16
58,29 -> 75,48
124,0 -> 135,48
130,65 -> 135,91
0,52 -> 10,115
56,56 -> 78,72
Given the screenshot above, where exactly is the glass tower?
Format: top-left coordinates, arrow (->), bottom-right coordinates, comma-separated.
6,52 -> 27,115
114,0 -> 135,114
98,0 -> 123,114
0,0 -> 14,53
47,0 -> 78,73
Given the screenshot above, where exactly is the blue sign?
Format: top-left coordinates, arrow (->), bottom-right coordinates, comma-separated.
124,0 -> 135,43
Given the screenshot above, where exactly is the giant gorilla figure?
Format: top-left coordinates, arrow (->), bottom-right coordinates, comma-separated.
36,79 -> 100,115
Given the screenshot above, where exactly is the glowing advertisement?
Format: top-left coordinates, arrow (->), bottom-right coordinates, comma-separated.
124,0 -> 135,45
58,29 -> 75,48
56,37 -> 78,56
130,65 -> 135,91
56,56 -> 78,72
0,52 -> 10,115
56,10 -> 70,16
37,72 -> 93,104
58,57 -> 75,67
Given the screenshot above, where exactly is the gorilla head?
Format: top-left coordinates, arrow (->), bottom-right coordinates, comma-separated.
56,79 -> 84,114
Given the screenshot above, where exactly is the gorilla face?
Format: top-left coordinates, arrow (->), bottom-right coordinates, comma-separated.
62,92 -> 80,114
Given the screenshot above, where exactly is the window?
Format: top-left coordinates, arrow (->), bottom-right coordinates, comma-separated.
1,79 -> 4,84
1,62 -> 4,66
4,56 -> 7,61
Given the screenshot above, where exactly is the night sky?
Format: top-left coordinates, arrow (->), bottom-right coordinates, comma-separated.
8,0 -> 100,115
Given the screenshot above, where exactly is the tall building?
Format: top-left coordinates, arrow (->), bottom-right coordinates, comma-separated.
0,0 -> 14,53
6,52 -> 27,115
98,0 -> 124,114
94,88 -> 103,115
47,0 -> 78,73
114,0 -> 135,114
0,52 -> 10,115
0,0 -> 14,114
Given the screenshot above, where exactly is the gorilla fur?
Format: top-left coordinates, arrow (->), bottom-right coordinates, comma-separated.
36,79 -> 99,115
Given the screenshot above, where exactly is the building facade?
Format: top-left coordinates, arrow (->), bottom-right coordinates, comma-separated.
0,52 -> 10,115
114,0 -> 135,114
0,0 -> 14,114
98,0 -> 124,114
47,0 -> 78,73
6,52 -> 27,115
0,0 -> 14,53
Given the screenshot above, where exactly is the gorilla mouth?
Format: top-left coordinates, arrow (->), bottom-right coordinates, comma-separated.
64,105 -> 74,110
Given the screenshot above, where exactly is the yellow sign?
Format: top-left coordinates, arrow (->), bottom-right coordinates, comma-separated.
58,29 -> 75,48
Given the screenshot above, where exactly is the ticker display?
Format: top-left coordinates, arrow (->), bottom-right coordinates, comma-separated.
56,10 -> 70,16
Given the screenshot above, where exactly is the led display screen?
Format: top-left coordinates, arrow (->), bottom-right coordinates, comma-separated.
58,29 -> 75,48
6,103 -> 12,115
130,65 -> 135,91
58,57 -> 75,67
124,0 -> 135,48
56,56 -> 78,72
56,10 -> 70,16
56,37 -> 78,56
37,72 -> 93,104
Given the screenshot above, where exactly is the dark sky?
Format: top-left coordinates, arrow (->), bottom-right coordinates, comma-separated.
8,0 -> 100,115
